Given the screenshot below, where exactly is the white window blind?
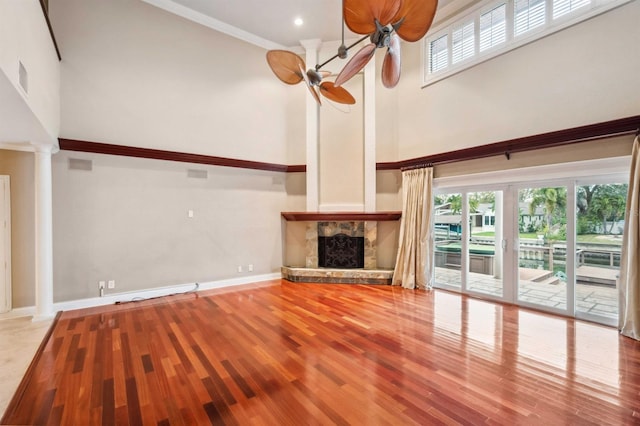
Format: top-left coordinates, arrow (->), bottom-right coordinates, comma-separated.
430,34 -> 449,73
452,21 -> 476,64
553,0 -> 590,18
480,4 -> 507,52
514,0 -> 546,36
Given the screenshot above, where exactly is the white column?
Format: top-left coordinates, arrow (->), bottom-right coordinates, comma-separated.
300,39 -> 321,212
363,58 -> 376,212
33,145 -> 54,321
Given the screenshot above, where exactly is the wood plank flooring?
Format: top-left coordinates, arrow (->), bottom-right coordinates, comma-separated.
3,279 -> 640,425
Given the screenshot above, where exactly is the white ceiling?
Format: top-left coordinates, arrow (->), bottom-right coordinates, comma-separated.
142,0 -> 455,49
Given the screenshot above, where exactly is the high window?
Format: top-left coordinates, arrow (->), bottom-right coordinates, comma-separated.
424,0 -> 629,84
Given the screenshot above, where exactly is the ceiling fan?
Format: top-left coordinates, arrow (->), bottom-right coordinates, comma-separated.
265,0 -> 437,105
335,0 -> 438,89
265,50 -> 356,106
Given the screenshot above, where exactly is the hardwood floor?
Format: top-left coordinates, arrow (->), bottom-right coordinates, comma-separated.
2,279 -> 640,425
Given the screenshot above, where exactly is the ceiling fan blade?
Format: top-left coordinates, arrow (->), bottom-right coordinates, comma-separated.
300,64 -> 322,106
318,70 -> 332,78
319,82 -> 356,105
343,0 -> 403,35
334,43 -> 376,87
381,33 -> 401,88
392,0 -> 438,42
266,50 -> 305,85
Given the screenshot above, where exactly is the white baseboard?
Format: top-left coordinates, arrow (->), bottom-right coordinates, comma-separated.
0,306 -> 36,321
0,273 -> 281,320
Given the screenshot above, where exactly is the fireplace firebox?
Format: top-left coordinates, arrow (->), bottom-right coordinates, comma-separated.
318,234 -> 364,268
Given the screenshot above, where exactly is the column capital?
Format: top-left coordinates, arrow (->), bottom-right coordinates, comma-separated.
32,143 -> 55,154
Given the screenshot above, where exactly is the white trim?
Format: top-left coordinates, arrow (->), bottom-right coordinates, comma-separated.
0,176 -> 11,314
0,273 -> 281,320
0,306 -> 35,321
302,39 -> 321,212
434,156 -> 630,189
140,0 -> 286,51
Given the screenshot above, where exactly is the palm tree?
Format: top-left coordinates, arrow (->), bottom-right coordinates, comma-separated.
528,187 -> 567,232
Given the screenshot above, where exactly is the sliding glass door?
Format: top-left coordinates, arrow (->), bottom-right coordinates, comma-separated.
434,192 -> 463,290
466,191 -> 504,299
434,188 -> 508,303
516,185 -> 569,313
574,180 -> 627,326
432,165 -> 628,326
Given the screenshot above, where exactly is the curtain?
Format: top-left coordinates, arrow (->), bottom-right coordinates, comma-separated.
392,167 -> 434,290
619,136 -> 640,340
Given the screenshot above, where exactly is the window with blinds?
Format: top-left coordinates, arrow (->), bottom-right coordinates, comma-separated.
480,4 -> 507,52
553,0 -> 590,18
424,0 -> 626,85
514,0 -> 546,36
429,34 -> 449,73
452,21 -> 476,64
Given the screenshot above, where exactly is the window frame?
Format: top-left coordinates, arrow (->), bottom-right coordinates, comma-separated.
423,0 -> 631,87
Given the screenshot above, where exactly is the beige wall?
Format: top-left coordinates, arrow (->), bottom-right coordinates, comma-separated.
319,74 -> 364,209
0,150 -> 35,308
52,150 -> 294,302
391,1 -> 640,160
50,0 -> 301,163
0,0 -> 60,142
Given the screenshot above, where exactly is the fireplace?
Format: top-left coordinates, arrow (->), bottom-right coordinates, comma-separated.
306,221 -> 376,269
318,234 -> 364,268
280,211 -> 402,285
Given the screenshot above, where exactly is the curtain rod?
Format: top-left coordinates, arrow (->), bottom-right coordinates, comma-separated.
401,163 -> 433,172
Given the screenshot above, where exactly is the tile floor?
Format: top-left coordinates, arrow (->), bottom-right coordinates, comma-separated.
0,316 -> 53,418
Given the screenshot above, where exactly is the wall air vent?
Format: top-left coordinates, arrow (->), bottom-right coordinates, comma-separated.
187,169 -> 208,179
68,158 -> 93,171
18,61 -> 28,94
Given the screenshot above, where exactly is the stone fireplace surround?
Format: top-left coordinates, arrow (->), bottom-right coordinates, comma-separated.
281,212 -> 401,285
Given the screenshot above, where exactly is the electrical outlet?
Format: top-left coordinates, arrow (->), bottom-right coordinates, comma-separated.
248,264 -> 253,272
99,281 -> 106,289
108,280 -> 115,289
237,265 -> 243,273
188,209 -> 194,218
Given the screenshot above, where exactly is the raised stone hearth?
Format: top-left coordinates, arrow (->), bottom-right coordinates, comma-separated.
281,212 -> 401,285
281,266 -> 393,285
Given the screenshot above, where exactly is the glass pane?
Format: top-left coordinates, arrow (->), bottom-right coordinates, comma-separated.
514,0 -> 546,36
467,191 -> 503,298
434,193 -> 462,289
575,183 -> 626,322
480,4 -> 507,52
553,0 -> 590,19
452,21 -> 475,64
430,34 -> 449,73
517,187 -> 567,310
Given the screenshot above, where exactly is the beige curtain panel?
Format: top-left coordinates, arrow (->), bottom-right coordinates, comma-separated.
392,167 -> 434,290
619,136 -> 640,340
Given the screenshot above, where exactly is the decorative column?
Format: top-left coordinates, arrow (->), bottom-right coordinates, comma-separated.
33,145 -> 54,321
363,55 -> 376,212
300,39 -> 322,212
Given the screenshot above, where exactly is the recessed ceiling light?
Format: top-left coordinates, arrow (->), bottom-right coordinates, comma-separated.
294,17 -> 304,26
